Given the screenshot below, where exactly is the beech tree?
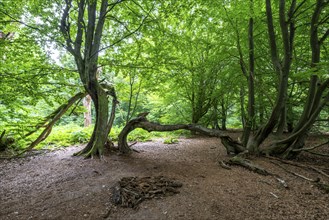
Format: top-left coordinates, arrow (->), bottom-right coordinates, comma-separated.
57,0 -> 154,157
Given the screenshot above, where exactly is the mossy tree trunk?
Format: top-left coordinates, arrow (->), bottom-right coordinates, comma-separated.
60,0 -> 117,157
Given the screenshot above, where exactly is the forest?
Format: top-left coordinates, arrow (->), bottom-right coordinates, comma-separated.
1,0 -> 329,219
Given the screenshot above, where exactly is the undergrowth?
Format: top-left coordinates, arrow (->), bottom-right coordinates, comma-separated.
16,124 -> 190,150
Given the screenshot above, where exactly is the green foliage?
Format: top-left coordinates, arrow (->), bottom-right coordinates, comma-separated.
1,0 -> 329,153
128,129 -> 153,142
163,137 -> 179,144
26,124 -> 93,150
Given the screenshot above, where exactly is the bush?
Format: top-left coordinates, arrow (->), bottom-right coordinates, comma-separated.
71,130 -> 90,143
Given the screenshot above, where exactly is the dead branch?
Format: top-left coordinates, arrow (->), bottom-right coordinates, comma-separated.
292,140 -> 329,152
275,177 -> 289,188
270,161 -> 319,182
25,92 -> 87,152
266,155 -> 329,180
305,151 -> 329,157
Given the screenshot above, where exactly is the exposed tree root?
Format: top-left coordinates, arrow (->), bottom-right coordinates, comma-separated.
226,156 -> 272,176
220,155 -> 290,189
271,161 -> 319,182
219,161 -> 231,170
266,156 -> 329,175
268,159 -> 329,194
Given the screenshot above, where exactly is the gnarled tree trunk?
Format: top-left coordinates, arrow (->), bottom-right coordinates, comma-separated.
118,115 -> 245,155
60,0 -> 118,157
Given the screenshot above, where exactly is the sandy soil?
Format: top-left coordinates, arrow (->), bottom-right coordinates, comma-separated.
1,134 -> 329,220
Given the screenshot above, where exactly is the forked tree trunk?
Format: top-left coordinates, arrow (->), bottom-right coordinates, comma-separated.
264,0 -> 329,159
267,77 -> 329,158
246,0 -> 295,154
60,0 -> 120,157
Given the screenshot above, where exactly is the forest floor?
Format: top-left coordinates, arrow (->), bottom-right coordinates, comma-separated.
1,131 -> 329,220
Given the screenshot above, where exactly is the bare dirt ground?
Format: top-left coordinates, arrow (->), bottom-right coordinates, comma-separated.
1,132 -> 329,220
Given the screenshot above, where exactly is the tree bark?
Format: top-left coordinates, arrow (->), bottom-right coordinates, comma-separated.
242,1 -> 256,147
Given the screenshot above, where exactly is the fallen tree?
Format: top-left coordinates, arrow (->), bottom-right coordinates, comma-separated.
117,114 -> 245,155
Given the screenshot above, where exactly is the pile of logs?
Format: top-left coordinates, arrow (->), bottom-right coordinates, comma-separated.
112,176 -> 183,208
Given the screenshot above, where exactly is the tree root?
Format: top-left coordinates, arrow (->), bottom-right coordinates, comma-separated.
266,156 -> 329,176
226,156 -> 272,176
269,159 -> 329,194
270,161 -> 319,182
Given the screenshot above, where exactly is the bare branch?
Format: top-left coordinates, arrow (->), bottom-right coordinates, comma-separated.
60,0 -> 76,55
292,140 -> 329,152
0,10 -> 40,31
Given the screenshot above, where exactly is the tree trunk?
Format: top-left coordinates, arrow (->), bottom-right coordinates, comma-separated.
118,116 -> 245,155
264,0 -> 329,159
246,0 -> 294,154
242,7 -> 255,147
60,0 -> 118,157
267,77 -> 329,158
220,99 -> 227,130
276,106 -> 286,135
